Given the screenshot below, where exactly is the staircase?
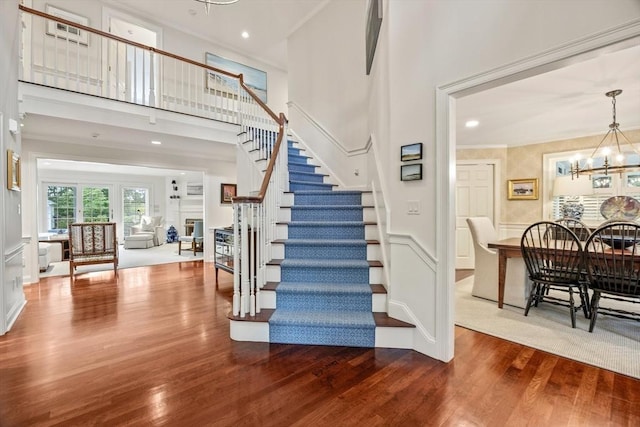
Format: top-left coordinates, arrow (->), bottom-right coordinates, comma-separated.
256,140 -> 414,348
265,143 -> 375,346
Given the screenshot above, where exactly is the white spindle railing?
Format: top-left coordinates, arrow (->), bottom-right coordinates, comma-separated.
232,84 -> 288,317
19,5 -> 241,124
19,5 -> 288,319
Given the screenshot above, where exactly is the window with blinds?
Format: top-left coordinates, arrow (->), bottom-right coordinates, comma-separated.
552,158 -> 640,224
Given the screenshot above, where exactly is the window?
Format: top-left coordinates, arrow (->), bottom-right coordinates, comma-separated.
551,155 -> 640,223
47,185 -> 77,231
45,184 -> 113,232
122,187 -> 149,237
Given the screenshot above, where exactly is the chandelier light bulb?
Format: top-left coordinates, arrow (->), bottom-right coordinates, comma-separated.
616,153 -> 625,163
587,158 -> 594,165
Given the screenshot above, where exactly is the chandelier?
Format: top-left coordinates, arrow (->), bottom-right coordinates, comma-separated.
193,0 -> 239,15
571,89 -> 639,177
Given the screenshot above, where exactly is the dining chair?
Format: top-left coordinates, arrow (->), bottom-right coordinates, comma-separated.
178,220 -> 204,255
521,221 -> 590,328
466,217 -> 530,308
583,221 -> 640,332
554,217 -> 592,241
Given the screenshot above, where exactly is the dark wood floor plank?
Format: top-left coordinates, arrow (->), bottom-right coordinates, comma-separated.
0,262 -> 638,426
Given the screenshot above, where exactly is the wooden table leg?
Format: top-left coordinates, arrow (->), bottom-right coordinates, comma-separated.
497,251 -> 507,309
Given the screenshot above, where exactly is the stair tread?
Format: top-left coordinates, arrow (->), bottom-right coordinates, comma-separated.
281,221 -> 376,226
373,313 -> 415,328
290,205 -> 363,209
286,190 -> 371,195
228,309 -> 274,322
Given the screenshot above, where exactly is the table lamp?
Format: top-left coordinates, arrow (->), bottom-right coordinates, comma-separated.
552,175 -> 593,220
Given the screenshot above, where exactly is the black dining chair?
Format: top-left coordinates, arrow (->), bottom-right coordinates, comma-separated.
583,221 -> 640,332
521,221 -> 590,328
555,217 -> 592,241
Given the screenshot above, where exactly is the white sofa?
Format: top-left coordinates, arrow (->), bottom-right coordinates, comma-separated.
130,216 -> 165,246
38,242 -> 52,272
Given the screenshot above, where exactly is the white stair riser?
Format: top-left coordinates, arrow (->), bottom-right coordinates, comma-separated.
375,327 -> 413,349
260,289 -> 385,312
267,265 -> 382,284
373,293 -> 387,312
276,224 -> 378,240
278,207 -> 376,223
271,242 -> 381,262
230,320 -> 269,342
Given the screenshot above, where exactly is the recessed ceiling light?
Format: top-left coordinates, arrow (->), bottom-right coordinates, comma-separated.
465,120 -> 479,128
151,140 -> 162,145
241,31 -> 249,39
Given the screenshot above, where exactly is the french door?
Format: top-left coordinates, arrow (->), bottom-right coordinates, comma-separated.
45,184 -> 113,231
122,187 -> 149,237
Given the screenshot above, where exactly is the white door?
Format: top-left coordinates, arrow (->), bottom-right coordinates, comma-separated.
456,163 -> 494,269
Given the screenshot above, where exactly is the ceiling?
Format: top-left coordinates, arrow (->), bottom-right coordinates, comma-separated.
103,0 -> 329,70
456,43 -> 640,147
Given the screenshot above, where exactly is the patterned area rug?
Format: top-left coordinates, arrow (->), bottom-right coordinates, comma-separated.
40,242 -> 203,278
455,276 -> 639,379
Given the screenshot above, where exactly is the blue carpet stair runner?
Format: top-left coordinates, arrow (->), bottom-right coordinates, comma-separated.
269,142 -> 376,347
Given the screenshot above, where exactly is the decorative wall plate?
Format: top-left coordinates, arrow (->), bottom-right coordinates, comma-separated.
600,196 -> 640,221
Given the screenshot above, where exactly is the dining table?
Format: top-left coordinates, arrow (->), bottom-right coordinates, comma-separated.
487,238 -> 522,309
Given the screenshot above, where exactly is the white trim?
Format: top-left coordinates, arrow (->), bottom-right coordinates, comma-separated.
287,101 -> 371,156
389,233 -> 438,270
439,20 -> 640,363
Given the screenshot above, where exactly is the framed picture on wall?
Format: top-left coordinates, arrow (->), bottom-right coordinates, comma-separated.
220,183 -> 237,204
7,149 -> 21,191
507,178 -> 538,200
205,52 -> 267,103
401,164 -> 422,182
365,0 -> 383,75
401,143 -> 422,162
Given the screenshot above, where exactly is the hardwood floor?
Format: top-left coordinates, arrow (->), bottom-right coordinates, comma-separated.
1,263 -> 638,426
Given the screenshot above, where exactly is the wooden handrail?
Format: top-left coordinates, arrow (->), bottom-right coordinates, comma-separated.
20,4 -> 287,205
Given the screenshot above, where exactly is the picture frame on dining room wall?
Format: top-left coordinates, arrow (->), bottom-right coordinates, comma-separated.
507,178 -> 538,200
45,4 -> 90,45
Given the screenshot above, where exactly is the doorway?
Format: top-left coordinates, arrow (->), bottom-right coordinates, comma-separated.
103,8 -> 161,105
455,162 -> 496,269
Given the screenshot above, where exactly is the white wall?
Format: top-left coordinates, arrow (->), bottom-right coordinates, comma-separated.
1,0 -> 26,335
287,0 -> 640,360
288,0 -> 368,153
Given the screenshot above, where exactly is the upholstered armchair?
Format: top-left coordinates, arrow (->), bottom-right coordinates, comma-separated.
466,217 -> 531,308
131,215 -> 165,246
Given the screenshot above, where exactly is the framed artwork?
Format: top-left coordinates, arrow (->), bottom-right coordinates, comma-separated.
401,164 -> 422,182
507,178 -> 538,200
365,0 -> 383,75
401,143 -> 422,162
205,52 -> 267,103
186,182 -> 203,196
7,149 -> 21,191
220,183 -> 237,204
45,5 -> 89,45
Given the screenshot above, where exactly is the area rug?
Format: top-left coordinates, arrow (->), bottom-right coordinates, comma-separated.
455,276 -> 639,379
40,242 -> 203,278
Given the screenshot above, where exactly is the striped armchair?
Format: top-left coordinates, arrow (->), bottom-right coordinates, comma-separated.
68,222 -> 118,280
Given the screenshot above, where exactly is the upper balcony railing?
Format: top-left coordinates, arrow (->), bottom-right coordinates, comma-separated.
19,5 -> 252,124
19,5 -> 288,319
